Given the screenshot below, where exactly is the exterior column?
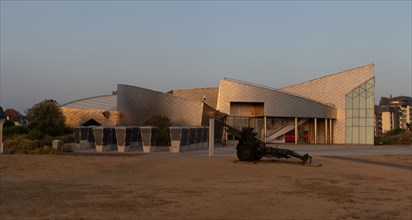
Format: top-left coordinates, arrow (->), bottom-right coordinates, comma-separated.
329,118 -> 333,145
314,118 -> 317,145
295,117 -> 298,145
325,118 -> 328,145
264,116 -> 267,142
208,118 -> 214,157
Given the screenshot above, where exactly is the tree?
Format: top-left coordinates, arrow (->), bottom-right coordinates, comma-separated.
26,99 -> 66,136
145,115 -> 172,146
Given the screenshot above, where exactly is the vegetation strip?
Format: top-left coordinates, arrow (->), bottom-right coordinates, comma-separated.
324,156 -> 412,171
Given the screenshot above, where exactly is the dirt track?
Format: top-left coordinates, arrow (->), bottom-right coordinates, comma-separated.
0,154 -> 411,220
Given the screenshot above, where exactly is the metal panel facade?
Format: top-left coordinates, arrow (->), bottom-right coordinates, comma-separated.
62,64 -> 374,145
170,87 -> 219,109
62,94 -> 117,110
62,107 -> 119,127
117,84 -> 205,126
217,79 -> 336,119
280,64 -> 375,144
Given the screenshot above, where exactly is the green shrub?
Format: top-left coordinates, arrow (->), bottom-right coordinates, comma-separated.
34,146 -> 58,155
145,115 -> 172,146
3,120 -> 15,127
377,129 -> 412,145
384,128 -> 403,137
60,143 -> 72,152
56,126 -> 74,136
37,135 -> 53,146
3,126 -> 28,138
4,137 -> 37,154
26,100 -> 66,136
28,129 -> 45,140
56,134 -> 75,143
3,135 -> 60,154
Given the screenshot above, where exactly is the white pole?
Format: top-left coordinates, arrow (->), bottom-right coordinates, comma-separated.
0,120 -> 4,154
209,118 -> 215,157
325,118 -> 328,145
264,116 -> 267,142
314,118 -> 317,145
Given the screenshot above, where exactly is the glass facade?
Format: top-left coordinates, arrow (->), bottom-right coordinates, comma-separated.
345,78 -> 375,144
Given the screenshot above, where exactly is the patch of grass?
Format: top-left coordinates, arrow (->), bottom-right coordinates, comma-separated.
376,129 -> 412,145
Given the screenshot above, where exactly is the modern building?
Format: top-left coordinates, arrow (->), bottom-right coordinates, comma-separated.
62,64 -> 375,145
375,96 -> 412,137
61,93 -> 119,127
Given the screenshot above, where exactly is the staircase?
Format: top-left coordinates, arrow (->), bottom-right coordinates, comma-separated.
266,119 -> 307,142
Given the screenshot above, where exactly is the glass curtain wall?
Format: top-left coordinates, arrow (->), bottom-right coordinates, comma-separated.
345,78 -> 375,144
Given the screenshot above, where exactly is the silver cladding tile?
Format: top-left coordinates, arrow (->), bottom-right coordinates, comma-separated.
170,87 -> 219,109
61,94 -> 117,110
217,80 -> 337,119
280,64 -> 375,144
117,84 -> 205,126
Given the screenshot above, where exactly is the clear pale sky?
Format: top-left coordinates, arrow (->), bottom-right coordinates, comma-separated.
1,1 -> 411,113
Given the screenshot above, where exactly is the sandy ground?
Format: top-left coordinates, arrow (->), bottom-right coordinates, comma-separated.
0,154 -> 411,220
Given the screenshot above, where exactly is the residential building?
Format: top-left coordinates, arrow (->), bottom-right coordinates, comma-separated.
4,109 -> 26,125
375,96 -> 412,137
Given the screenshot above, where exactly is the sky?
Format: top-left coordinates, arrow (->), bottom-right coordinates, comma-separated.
1,1 -> 411,113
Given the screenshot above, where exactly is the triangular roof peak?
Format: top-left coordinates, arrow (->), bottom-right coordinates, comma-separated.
220,78 -> 336,109
222,78 -> 279,91
281,64 -> 374,89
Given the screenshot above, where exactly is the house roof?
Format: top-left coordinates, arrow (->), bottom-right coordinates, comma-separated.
4,109 -> 23,123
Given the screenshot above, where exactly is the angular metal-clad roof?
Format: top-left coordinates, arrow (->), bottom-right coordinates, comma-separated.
61,94 -> 117,110
217,79 -> 337,119
280,64 -> 375,111
117,84 -> 206,126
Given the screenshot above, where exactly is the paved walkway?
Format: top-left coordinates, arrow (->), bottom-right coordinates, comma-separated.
71,144 -> 412,157
272,144 -> 412,156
